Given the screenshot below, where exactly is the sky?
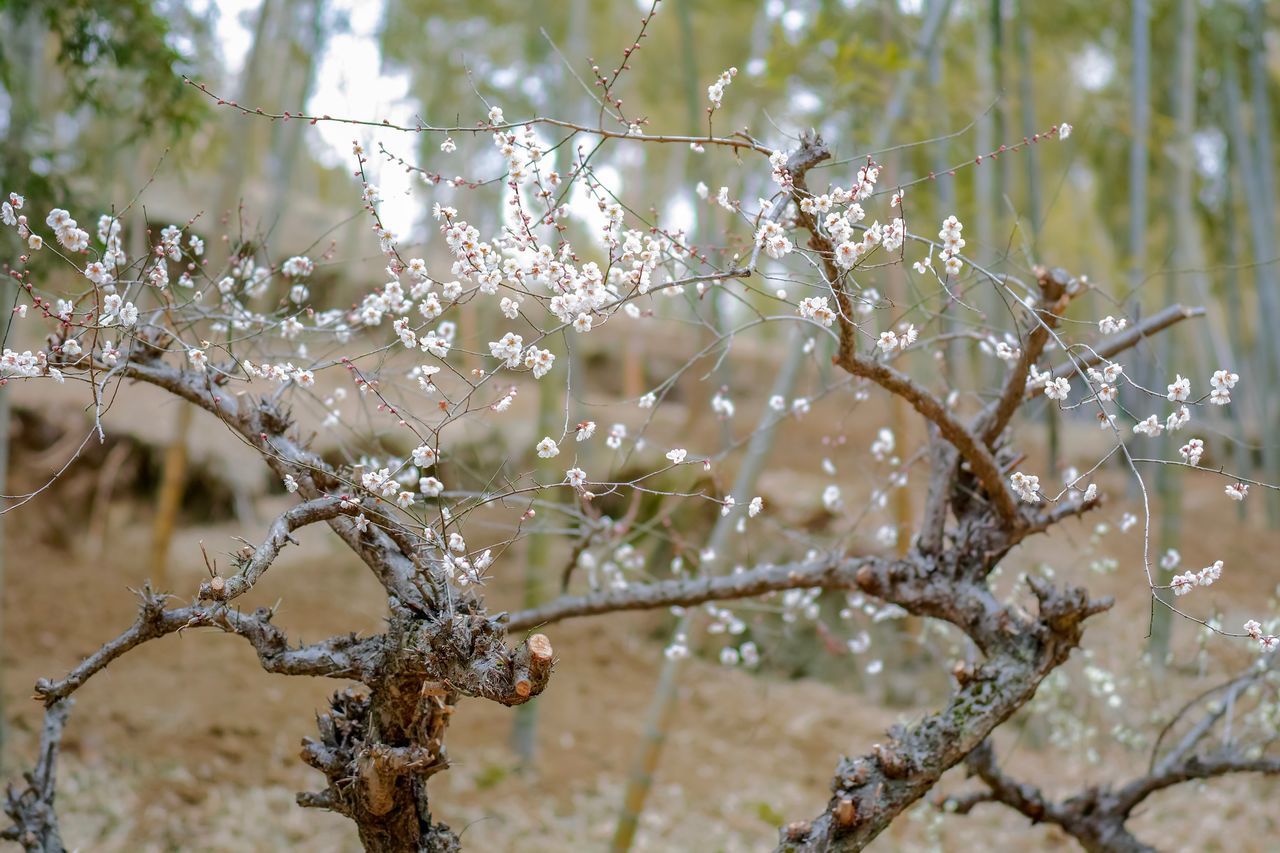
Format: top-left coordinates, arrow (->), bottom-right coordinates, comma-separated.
199,0 -> 953,247
210,0 -> 421,236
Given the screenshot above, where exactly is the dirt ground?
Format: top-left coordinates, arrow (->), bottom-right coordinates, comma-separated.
2,380 -> 1278,851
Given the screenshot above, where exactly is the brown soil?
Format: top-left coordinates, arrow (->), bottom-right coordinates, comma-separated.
2,382 -> 1278,851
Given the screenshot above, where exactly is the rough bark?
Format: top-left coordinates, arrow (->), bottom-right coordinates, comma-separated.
1,702 -> 70,853
11,351 -> 556,851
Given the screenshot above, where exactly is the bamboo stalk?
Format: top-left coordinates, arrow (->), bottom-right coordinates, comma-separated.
1147,0 -> 1198,667
148,403 -> 194,589
611,329 -> 807,852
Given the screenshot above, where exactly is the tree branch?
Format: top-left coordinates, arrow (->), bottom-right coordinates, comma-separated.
1030,303 -> 1207,399
977,266 -> 1078,445
33,589 -> 384,704
785,133 -> 1022,530
198,496 -> 355,602
1113,753 -> 1280,817
2,700 -> 71,853
942,674 -> 1280,853
120,358 -> 432,610
504,554 -> 868,632
779,560 -> 1111,850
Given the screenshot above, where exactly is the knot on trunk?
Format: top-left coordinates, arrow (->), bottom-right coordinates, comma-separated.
407,614 -> 554,706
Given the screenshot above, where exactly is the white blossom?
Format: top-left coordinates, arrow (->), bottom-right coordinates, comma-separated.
1010,471 -> 1041,503
1179,438 -> 1205,466
1099,315 -> 1127,334
1132,414 -> 1163,437
1166,374 -> 1190,402
1044,377 -> 1070,401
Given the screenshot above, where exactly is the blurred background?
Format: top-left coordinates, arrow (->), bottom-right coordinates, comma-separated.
0,0 -> 1278,850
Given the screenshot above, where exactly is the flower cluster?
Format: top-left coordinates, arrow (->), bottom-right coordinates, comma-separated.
44,209 -> 91,252
1010,471 -> 1041,503
755,219 -> 793,259
876,324 -> 918,354
1209,369 -> 1238,405
1179,438 -> 1205,466
1170,560 -> 1223,596
1225,482 -> 1249,502
706,66 -> 737,109
1099,315 -> 1128,334
1244,620 -> 1279,653
937,215 -> 965,276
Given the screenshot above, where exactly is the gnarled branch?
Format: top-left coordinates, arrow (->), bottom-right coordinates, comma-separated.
200,496 -> 355,602
120,358 -> 432,610
504,554 -> 869,632
777,545 -> 1111,850
2,700 -> 71,853
786,133 -> 1022,530
34,589 -> 384,704
942,664 -> 1280,853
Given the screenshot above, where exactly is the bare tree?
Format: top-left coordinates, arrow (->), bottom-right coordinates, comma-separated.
940,658 -> 1280,852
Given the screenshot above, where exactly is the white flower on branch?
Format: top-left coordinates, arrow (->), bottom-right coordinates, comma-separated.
1099,315 -> 1127,334
1044,377 -> 1071,401
1197,560 -> 1223,586
282,256 -> 314,278
1165,406 -> 1190,432
1171,560 -> 1224,596
755,220 -> 793,259
1171,572 -> 1196,595
798,296 -> 835,326
1209,369 -> 1239,406
706,67 -> 737,108
1179,438 -> 1205,466
1132,415 -> 1163,437
488,331 -> 524,368
1010,472 -> 1041,503
871,428 -> 895,461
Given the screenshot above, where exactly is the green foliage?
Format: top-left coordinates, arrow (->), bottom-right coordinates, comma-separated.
0,0 -> 206,134
0,0 -> 208,206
